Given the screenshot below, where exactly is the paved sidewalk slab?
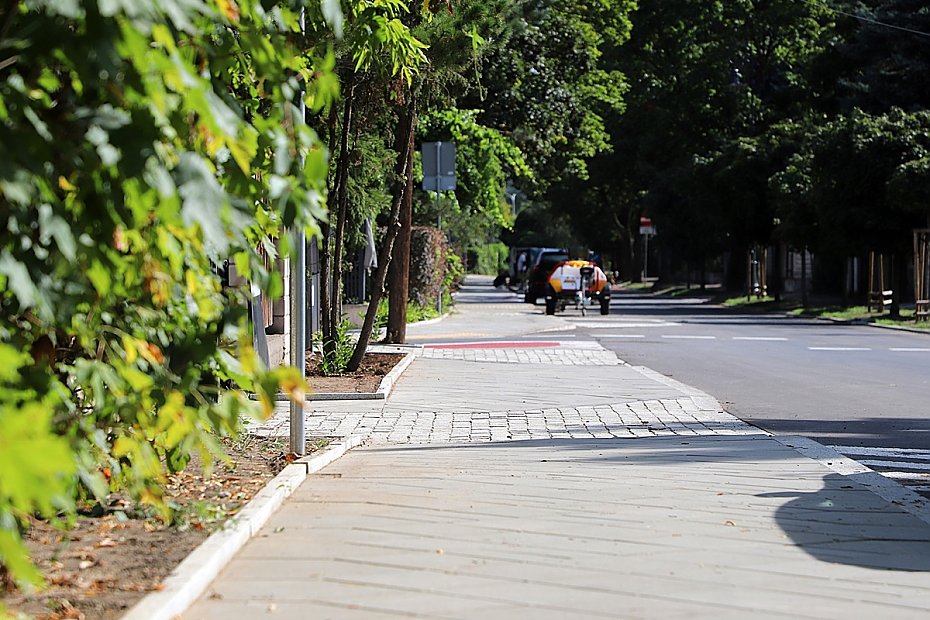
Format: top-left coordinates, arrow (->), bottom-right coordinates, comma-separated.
186,436 -> 930,620
250,343 -> 762,444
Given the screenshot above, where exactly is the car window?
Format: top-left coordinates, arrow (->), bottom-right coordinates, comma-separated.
537,253 -> 568,270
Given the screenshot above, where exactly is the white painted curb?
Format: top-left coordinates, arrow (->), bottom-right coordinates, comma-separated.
121,435 -> 364,620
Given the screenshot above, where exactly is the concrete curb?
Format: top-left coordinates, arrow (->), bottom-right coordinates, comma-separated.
788,312 -> 930,336
374,346 -> 417,399
120,435 -> 364,620
772,435 -> 930,527
304,348 -> 417,402
863,321 -> 930,336
634,364 -> 930,526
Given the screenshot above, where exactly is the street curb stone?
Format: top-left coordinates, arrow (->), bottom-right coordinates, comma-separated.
633,362 -> 930,521
772,435 -> 930,527
305,348 -> 416,401
120,435 -> 364,620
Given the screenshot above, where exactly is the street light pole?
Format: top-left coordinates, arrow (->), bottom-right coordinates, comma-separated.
289,8 -> 307,457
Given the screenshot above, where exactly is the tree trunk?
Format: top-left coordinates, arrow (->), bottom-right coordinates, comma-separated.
319,82 -> 356,362
347,97 -> 416,372
385,146 -> 413,343
801,247 -> 809,309
319,104 -> 339,356
772,243 -> 782,303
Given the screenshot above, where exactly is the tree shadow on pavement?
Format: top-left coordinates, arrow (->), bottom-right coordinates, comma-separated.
757,473 -> 930,572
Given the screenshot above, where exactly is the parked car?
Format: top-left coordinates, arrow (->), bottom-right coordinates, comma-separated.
524,248 -> 569,303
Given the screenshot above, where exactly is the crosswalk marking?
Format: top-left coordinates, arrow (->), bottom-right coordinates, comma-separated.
890,347 -> 930,352
829,445 -> 930,459
859,460 -> 930,472
598,334 -> 645,338
829,445 -> 930,496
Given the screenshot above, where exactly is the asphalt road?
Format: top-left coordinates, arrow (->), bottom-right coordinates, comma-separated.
560,291 -> 930,451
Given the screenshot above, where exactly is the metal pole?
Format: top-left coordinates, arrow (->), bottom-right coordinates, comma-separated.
436,142 -> 443,315
643,233 -> 649,281
289,8 -> 307,457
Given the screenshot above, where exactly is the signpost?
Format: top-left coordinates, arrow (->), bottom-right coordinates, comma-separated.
639,215 -> 656,280
422,142 -> 456,192
422,142 -> 456,313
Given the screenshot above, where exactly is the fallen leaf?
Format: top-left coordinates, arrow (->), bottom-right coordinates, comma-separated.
96,538 -> 117,548
79,560 -> 95,570
724,520 -> 736,527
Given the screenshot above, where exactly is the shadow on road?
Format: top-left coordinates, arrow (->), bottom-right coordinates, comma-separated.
745,417 -> 930,450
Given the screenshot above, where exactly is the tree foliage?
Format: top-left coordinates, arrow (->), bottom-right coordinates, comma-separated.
0,0 -> 337,589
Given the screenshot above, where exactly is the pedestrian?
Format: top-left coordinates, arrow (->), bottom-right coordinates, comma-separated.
516,251 -> 528,289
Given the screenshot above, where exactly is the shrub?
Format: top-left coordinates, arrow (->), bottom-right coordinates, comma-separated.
0,0 -> 335,589
409,227 -> 447,307
468,242 -> 509,275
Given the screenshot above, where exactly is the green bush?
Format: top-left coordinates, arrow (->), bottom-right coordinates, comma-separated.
313,319 -> 355,376
0,0 -> 337,589
409,227 -> 446,306
468,242 -> 509,275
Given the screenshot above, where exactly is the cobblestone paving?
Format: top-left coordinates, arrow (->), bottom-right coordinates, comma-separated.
420,343 -> 620,365
255,342 -> 765,443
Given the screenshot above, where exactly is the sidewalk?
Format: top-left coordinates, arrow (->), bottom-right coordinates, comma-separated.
185,278 -> 930,619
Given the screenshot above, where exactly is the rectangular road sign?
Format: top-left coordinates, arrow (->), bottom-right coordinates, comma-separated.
422,141 -> 456,191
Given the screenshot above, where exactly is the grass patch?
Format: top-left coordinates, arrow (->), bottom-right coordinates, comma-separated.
791,305 -> 930,329
717,294 -> 798,312
619,281 -> 653,291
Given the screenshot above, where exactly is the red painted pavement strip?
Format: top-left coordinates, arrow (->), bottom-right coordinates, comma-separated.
424,341 -> 562,349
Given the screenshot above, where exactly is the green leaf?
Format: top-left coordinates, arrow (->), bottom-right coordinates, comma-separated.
38,204 -> 77,261
0,251 -> 39,310
87,259 -> 112,297
176,153 -> 231,257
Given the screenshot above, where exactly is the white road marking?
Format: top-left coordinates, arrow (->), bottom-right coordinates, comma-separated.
890,347 -> 930,352
859,460 -> 930,472
732,337 -> 788,341
661,335 -> 716,340
829,445 -> 930,460
808,347 -> 871,351
578,322 -> 680,328
523,334 -> 576,338
598,334 -> 645,339
868,470 -> 930,480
